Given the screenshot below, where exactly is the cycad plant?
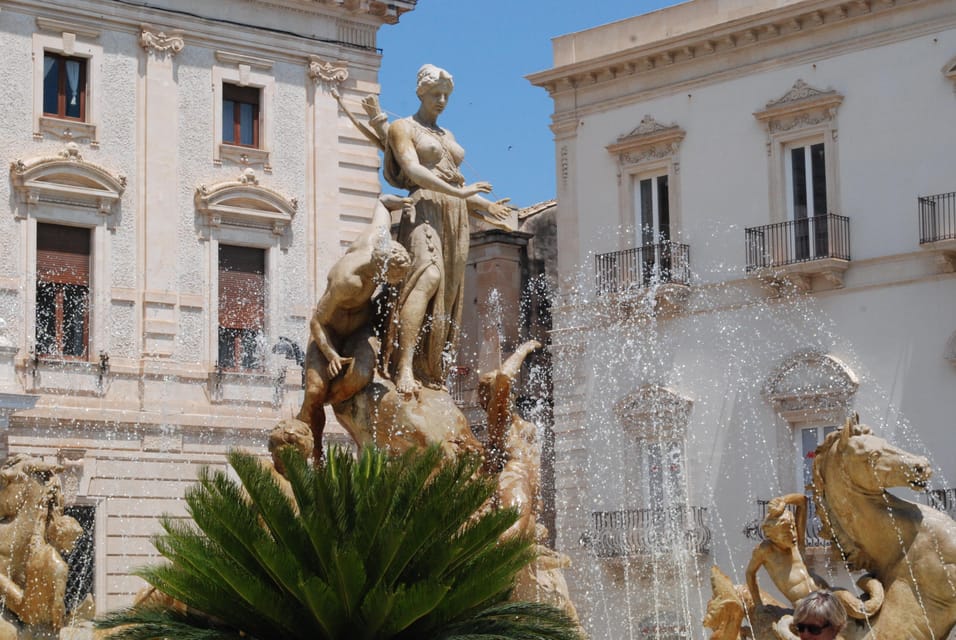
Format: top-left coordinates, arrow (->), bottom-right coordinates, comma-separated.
96,444 -> 583,640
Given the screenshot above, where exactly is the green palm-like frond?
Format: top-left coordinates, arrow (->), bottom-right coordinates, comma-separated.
96,444 -> 584,640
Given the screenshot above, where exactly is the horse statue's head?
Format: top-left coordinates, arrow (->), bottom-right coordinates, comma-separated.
812,414 -> 932,570
0,454 -> 64,518
816,414 -> 932,495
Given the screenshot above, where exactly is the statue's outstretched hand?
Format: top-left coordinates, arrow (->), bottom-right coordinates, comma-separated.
487,198 -> 512,221
460,181 -> 493,199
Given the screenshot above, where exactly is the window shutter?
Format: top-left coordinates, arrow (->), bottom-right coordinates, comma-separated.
219,245 -> 265,330
37,224 -> 90,285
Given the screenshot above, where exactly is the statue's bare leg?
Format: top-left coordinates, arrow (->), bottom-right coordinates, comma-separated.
395,264 -> 440,396
297,341 -> 330,463
326,332 -> 376,406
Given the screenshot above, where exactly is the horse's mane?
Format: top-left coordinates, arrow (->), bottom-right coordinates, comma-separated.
811,415 -> 875,571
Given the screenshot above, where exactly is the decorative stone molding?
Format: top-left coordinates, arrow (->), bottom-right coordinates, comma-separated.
764,351 -> 858,423
754,80 -> 844,134
214,50 -> 273,71
308,57 -> 349,89
607,115 -> 686,166
195,169 -> 297,238
10,143 -> 126,224
615,384 -> 692,441
943,54 -> 956,92
528,0 -> 924,96
139,25 -> 185,57
35,17 -> 100,39
57,448 -> 87,504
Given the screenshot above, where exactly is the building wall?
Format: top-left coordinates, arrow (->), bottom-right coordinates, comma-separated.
0,0 -> 414,611
531,0 -> 956,637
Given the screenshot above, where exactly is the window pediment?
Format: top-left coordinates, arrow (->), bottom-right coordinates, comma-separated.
615,384 -> 692,440
195,169 -> 297,236
10,143 -> 125,216
754,79 -> 843,133
765,351 -> 857,421
607,115 -> 685,165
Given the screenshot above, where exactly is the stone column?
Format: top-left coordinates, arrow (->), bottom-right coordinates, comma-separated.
307,58 -> 348,302
466,229 -> 532,375
138,26 -> 184,358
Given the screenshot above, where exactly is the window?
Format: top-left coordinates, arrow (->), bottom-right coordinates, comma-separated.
43,52 -> 87,120
786,142 -> 828,260
754,80 -> 843,226
218,245 -> 265,371
36,224 -> 91,359
641,439 -> 685,510
603,116 -> 687,293
222,83 -> 260,148
212,52 -> 274,169
634,173 -> 672,284
799,424 -> 838,491
63,504 -> 95,613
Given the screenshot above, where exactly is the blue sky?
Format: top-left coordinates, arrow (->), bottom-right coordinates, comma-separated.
375,1 -> 677,209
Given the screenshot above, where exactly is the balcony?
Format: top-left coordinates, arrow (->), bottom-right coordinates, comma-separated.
924,487 -> 956,519
743,497 -> 830,548
745,214 -> 850,290
918,191 -> 956,270
595,242 -> 691,295
582,506 -> 711,559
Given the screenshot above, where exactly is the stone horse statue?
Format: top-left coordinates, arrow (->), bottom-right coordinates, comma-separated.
0,454 -> 84,638
797,415 -> 956,640
704,415 -> 956,640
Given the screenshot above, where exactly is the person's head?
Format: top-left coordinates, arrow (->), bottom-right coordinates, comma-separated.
268,419 -> 314,474
792,591 -> 846,640
415,64 -> 453,119
762,501 -> 797,548
372,240 -> 411,285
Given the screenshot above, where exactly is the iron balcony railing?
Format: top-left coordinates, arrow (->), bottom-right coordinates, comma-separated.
594,241 -> 691,295
745,214 -> 850,271
918,191 -> 956,244
582,506 -> 711,558
925,487 -> 956,519
743,497 -> 830,548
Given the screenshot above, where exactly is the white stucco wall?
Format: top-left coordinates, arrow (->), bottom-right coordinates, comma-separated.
535,0 -> 956,637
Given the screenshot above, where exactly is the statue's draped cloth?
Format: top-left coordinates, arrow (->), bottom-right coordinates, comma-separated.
381,117 -> 469,388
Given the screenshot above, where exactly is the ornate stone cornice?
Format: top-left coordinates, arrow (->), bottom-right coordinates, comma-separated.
308,56 -> 349,88
764,351 -> 858,422
10,143 -> 126,218
195,169 -> 297,237
528,0 -> 928,96
36,17 -> 100,39
140,25 -> 185,57
215,50 -> 273,70
607,115 -> 685,162
754,79 -> 844,130
615,385 -> 692,440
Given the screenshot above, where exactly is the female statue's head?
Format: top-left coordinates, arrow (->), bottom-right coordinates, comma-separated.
416,64 -> 454,98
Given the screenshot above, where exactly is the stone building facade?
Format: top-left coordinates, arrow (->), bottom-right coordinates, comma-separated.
530,0 -> 956,637
0,0 -> 415,612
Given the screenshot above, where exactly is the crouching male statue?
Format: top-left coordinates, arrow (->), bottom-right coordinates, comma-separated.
294,195 -> 411,462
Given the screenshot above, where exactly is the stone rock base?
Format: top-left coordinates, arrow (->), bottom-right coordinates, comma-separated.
333,377 -> 483,458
